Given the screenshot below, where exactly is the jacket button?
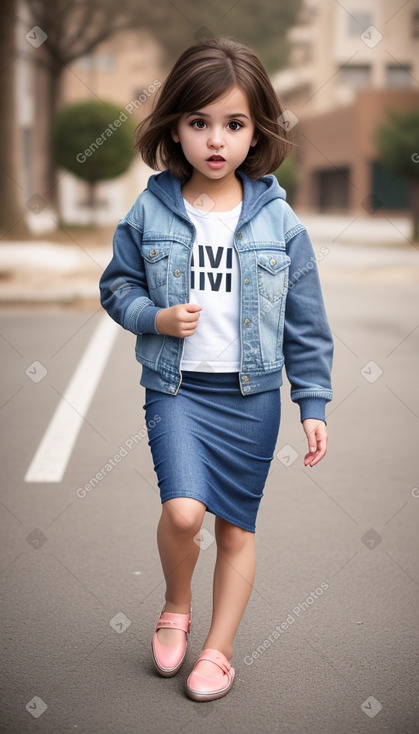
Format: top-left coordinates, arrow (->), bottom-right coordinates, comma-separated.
237,232 -> 242,239
244,278 -> 250,285
173,269 -> 181,277
270,258 -> 276,266
244,317 -> 251,326
150,249 -> 157,257
243,375 -> 250,382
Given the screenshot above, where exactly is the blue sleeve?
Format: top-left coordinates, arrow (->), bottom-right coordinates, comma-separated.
99,219 -> 162,335
283,228 -> 333,423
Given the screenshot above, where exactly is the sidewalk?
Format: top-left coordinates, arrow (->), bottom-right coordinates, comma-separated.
0,214 -> 418,304
0,241 -> 110,304
297,211 -> 413,246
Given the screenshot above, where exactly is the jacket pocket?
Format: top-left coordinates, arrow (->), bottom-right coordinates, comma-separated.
257,252 -> 290,303
142,244 -> 170,291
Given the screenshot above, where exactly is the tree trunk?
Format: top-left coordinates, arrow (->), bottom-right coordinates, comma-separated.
409,177 -> 419,242
44,62 -> 63,215
88,181 -> 99,226
0,0 -> 31,239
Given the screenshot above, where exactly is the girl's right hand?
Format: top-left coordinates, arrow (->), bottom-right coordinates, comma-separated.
155,303 -> 202,337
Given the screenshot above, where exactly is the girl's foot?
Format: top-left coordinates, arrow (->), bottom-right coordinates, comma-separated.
151,607 -> 191,677
156,602 -> 191,646
186,648 -> 235,701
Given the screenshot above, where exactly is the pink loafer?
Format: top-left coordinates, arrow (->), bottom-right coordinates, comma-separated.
186,648 -> 235,701
151,608 -> 191,677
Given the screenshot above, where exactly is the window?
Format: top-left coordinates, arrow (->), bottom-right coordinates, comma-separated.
74,55 -> 116,72
347,12 -> 372,35
317,169 -> 350,211
339,65 -> 371,87
75,56 -> 93,71
95,55 -> 116,72
371,161 -> 409,210
386,65 -> 412,87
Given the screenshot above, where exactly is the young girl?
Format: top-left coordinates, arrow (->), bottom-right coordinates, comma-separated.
100,35 -> 333,702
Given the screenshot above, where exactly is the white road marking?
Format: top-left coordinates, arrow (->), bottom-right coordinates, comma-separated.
25,314 -> 119,483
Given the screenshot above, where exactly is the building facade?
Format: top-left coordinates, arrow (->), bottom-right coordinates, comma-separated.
272,0 -> 419,213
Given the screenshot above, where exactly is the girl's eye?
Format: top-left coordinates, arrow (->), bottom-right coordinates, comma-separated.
191,120 -> 207,129
227,121 -> 243,131
189,119 -> 243,130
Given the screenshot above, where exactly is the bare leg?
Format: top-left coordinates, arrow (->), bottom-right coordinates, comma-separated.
156,497 -> 206,645
196,516 -> 255,674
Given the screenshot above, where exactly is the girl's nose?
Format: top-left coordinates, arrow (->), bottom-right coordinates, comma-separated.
208,127 -> 224,148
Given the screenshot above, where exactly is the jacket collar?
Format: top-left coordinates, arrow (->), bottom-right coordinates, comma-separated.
146,168 -> 287,229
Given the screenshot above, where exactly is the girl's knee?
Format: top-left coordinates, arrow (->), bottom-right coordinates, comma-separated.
215,518 -> 254,553
161,497 -> 206,534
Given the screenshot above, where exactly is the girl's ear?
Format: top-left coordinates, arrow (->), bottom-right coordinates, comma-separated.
250,130 -> 258,148
171,128 -> 180,143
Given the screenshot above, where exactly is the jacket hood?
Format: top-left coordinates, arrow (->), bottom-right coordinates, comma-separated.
146,169 -> 287,228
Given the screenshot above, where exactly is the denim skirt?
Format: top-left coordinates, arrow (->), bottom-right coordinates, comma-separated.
144,371 -> 280,532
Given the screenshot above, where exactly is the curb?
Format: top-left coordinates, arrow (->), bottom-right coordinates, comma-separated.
0,287 -> 101,305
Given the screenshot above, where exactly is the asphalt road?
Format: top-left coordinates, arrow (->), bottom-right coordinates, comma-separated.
1,264 -> 419,733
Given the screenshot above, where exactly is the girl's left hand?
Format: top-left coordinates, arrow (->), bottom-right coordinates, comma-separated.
302,419 -> 328,467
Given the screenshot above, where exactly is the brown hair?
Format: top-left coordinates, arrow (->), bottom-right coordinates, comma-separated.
134,36 -> 292,180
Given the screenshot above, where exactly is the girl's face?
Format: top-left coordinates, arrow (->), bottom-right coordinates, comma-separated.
171,86 -> 258,184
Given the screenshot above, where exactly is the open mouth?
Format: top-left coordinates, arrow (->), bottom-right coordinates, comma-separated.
207,155 -> 225,161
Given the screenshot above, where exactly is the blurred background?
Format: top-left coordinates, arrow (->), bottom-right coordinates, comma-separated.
1,0 -> 418,254
1,4 -> 419,731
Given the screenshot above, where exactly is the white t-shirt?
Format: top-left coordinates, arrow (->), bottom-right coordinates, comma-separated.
180,198 -> 242,372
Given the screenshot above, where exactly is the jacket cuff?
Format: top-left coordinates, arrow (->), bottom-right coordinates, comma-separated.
297,397 -> 328,424
135,304 -> 163,335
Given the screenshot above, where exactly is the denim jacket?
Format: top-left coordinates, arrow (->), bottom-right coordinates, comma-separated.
100,169 -> 333,421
